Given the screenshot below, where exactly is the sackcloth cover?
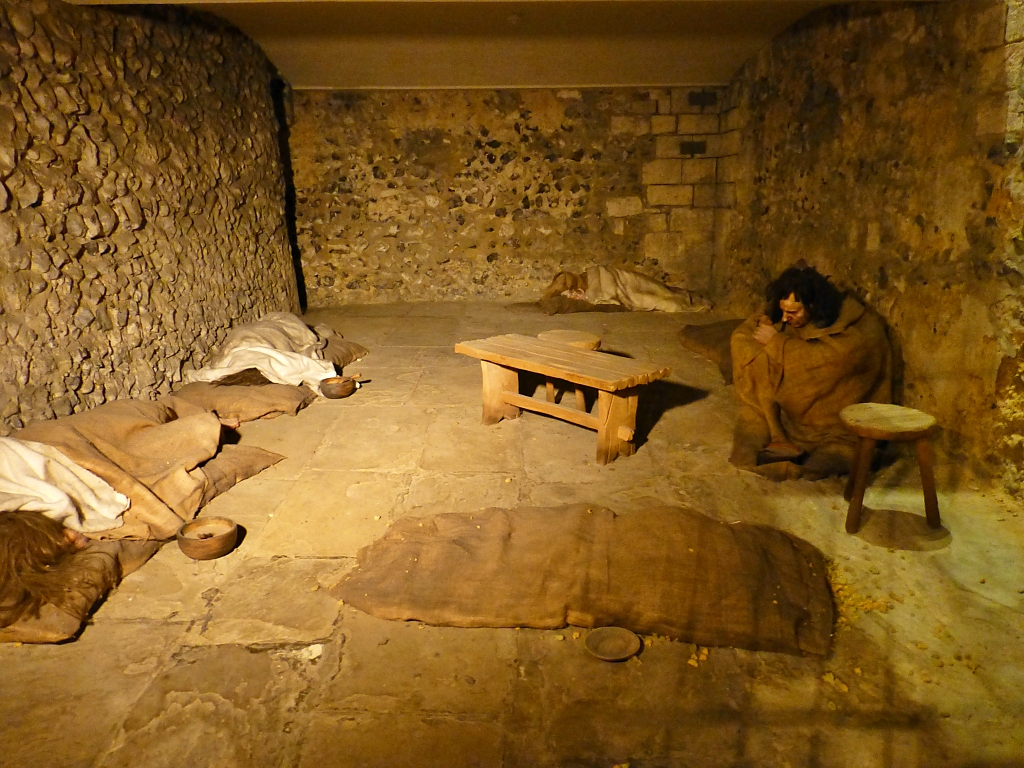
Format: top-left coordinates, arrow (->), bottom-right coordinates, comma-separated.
678,318 -> 745,384
334,504 -> 834,656
731,296 -> 892,453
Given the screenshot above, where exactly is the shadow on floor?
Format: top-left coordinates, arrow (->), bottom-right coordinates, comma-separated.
854,507 -> 951,551
634,380 -> 709,446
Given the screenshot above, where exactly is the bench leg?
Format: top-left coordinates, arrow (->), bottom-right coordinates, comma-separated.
575,387 -> 587,412
546,379 -> 556,403
915,438 -> 941,529
845,437 -> 876,534
481,361 -> 520,425
597,389 -> 638,465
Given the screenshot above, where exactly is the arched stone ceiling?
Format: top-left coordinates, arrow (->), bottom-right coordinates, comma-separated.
68,1 -> 904,89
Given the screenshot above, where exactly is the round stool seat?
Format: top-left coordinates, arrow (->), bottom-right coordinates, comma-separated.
840,403 -> 937,442
537,330 -> 602,350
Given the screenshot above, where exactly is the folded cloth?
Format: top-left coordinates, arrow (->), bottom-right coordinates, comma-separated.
0,438 -> 129,534
184,312 -> 337,389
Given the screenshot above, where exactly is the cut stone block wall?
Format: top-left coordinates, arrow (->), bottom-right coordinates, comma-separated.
719,0 -> 1022,482
290,88 -> 733,305
0,0 -> 297,434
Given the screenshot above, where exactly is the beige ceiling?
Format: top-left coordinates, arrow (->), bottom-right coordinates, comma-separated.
72,1 -> 871,89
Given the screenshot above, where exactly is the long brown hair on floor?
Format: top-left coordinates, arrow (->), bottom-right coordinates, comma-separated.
0,511 -> 118,628
542,271 -> 586,300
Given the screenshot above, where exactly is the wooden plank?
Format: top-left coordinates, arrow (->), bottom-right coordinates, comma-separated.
508,339 -> 654,387
501,392 -> 600,430
456,334 -> 670,391
460,338 -> 637,385
460,334 -> 660,379
495,334 -> 662,379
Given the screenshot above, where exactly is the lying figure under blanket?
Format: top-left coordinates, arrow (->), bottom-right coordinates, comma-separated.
0,381 -> 317,643
542,266 -> 712,313
185,311 -> 367,393
730,265 -> 892,481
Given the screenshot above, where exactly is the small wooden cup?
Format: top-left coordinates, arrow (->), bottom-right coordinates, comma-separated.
177,517 -> 238,560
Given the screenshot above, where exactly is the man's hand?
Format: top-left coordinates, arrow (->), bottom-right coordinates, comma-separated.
753,316 -> 777,345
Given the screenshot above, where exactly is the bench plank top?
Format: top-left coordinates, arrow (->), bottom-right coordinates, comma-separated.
455,334 -> 671,391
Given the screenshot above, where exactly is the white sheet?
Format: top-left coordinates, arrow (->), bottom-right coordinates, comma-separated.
583,266 -> 712,312
0,437 -> 129,533
184,312 -> 337,389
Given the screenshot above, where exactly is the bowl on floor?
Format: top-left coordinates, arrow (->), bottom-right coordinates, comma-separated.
177,517 -> 238,560
585,627 -> 642,661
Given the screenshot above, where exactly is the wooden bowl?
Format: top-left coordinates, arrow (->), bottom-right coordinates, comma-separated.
320,376 -> 357,399
584,627 -> 642,661
176,517 -> 238,560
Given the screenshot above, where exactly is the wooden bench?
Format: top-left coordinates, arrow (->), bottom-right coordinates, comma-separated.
454,333 -> 671,464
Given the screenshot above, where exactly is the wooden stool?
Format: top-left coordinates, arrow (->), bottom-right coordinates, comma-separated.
537,331 -> 602,412
840,403 -> 940,534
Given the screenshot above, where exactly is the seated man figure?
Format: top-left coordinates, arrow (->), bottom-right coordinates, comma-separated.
730,265 -> 891,480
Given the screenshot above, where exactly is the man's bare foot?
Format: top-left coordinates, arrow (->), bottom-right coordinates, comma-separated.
751,461 -> 803,481
764,441 -> 804,459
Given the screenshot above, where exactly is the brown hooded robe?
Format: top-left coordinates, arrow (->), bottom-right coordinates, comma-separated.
730,296 -> 892,479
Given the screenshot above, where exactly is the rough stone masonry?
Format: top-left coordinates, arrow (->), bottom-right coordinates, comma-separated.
716,0 -> 1024,486
289,88 -> 735,306
0,0 -> 297,436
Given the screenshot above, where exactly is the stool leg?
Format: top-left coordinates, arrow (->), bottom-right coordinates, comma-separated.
845,437 -> 876,534
546,379 -> 555,403
844,438 -> 864,502
575,387 -> 586,412
915,438 -> 941,529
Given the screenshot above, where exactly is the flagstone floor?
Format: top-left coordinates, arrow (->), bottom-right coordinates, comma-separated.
2,301 -> 1022,767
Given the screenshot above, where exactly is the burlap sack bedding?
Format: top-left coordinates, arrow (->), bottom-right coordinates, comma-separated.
334,504 -> 834,656
1,384 -> 309,643
677,318 -> 745,384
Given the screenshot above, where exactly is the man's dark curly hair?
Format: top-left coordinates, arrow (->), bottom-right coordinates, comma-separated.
765,265 -> 843,328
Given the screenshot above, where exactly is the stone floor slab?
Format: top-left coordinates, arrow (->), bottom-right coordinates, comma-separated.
314,608 -> 517,716
0,620 -> 184,768
420,407 -> 524,473
186,557 -> 340,645
311,406 -> 431,471
252,470 -> 406,556
297,711 -> 504,768
399,470 -> 522,517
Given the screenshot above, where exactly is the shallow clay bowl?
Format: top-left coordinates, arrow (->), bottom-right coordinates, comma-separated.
320,376 -> 357,399
176,517 -> 238,560
584,627 -> 642,661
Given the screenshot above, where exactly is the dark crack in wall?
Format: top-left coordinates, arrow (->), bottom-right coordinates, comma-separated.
0,0 -> 297,434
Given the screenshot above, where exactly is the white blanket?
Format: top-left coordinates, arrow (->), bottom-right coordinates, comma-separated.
0,438 -> 129,533
583,266 -> 712,312
184,312 -> 337,389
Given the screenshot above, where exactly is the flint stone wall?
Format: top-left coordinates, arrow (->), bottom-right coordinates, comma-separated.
0,0 -> 297,435
290,88 -> 734,306
718,0 -> 1022,481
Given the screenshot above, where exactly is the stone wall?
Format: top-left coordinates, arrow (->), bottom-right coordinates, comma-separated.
717,0 -> 1022,481
290,88 -> 735,305
0,0 -> 296,434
